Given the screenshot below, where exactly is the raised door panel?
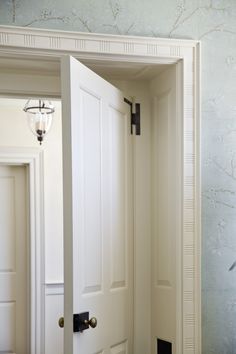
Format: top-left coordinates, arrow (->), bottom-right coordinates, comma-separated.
79,88 -> 103,296
111,340 -> 128,354
110,106 -> 127,291
0,303 -> 16,353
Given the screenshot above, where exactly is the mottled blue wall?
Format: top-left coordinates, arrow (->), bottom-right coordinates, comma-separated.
1,0 -> 236,353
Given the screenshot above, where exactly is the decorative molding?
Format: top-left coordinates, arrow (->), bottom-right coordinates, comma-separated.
0,25 -> 197,63
99,40 -> 110,53
170,45 -> 181,57
49,36 -> 61,49
124,42 -> 134,53
184,244 -> 194,256
0,147 -> 45,354
45,282 -> 64,296
0,32 -> 9,45
24,34 -> 35,47
0,26 -> 201,354
147,44 -> 159,56
185,153 -> 195,164
75,38 -> 86,50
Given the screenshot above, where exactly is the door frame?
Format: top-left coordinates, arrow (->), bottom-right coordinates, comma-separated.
0,147 -> 45,354
0,25 -> 201,353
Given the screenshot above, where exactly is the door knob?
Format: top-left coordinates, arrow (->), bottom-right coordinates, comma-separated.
58,317 -> 64,328
84,317 -> 97,328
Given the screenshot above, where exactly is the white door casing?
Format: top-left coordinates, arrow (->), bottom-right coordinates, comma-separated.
0,148 -> 44,354
0,165 -> 28,354
61,56 -> 134,354
0,26 -> 201,354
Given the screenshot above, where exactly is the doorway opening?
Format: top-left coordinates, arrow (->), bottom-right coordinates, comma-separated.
0,29 -> 200,354
85,59 -> 182,354
0,56 -> 182,354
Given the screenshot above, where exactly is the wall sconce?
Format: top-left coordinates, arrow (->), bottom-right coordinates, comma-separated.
23,99 -> 55,145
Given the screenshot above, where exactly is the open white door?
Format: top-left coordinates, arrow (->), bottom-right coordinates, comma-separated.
61,56 -> 133,354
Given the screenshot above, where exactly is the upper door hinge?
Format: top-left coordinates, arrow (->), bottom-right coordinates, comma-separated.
124,98 -> 141,135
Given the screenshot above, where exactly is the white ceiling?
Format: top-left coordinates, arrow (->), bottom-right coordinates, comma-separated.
83,59 -> 169,81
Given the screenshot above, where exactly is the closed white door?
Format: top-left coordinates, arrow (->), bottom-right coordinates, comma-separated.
0,165 -> 28,354
61,56 -> 134,354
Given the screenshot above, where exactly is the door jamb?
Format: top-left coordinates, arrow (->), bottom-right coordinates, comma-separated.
0,147 -> 45,354
0,25 -> 201,354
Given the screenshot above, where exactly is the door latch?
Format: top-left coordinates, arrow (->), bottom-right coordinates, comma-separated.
73,312 -> 97,332
58,312 -> 97,332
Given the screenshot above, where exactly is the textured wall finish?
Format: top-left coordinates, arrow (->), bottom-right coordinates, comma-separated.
0,1 -> 236,353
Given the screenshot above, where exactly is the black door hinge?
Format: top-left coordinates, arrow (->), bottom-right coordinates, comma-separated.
124,98 -> 141,135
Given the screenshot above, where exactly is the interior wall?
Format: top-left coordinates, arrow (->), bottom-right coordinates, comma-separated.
0,2 -> 235,351
0,98 -> 64,354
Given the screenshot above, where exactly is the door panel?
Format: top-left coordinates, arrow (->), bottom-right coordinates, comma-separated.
111,340 -> 127,354
80,88 -> 103,296
61,56 -> 133,354
0,165 -> 28,354
110,106 -> 127,291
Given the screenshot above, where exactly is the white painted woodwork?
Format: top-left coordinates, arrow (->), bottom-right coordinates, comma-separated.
110,79 -> 152,354
0,26 -> 201,354
0,71 -> 60,98
150,65 -> 181,354
45,284 -> 64,354
61,56 -> 133,354
0,165 -> 28,354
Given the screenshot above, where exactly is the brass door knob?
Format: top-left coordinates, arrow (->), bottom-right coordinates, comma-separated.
58,317 -> 64,328
84,317 -> 97,328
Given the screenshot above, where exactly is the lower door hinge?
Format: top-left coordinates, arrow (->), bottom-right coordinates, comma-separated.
124,98 -> 141,135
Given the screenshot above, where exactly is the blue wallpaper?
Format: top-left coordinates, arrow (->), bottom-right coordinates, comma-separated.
1,1 -> 236,353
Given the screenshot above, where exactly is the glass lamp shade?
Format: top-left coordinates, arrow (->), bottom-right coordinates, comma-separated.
23,99 -> 54,145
